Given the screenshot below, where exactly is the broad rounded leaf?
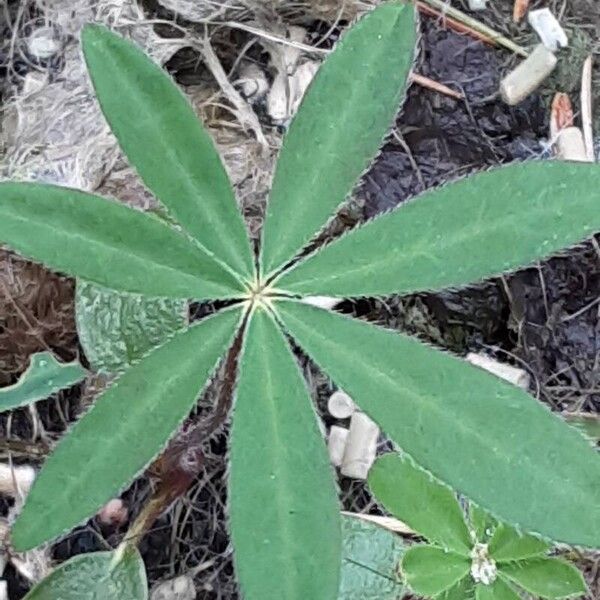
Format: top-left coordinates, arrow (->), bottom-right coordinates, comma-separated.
12,307 -> 242,550
82,25 -> 254,281
229,308 -> 340,600
276,301 -> 600,548
277,162 -> 600,297
23,546 -> 147,600
368,453 -> 472,555
260,1 -> 416,276
401,545 -> 470,596
501,558 -> 587,599
339,515 -> 404,599
475,578 -> 521,600
76,280 -> 188,374
0,183 -> 241,298
0,352 -> 86,413
488,523 -> 550,563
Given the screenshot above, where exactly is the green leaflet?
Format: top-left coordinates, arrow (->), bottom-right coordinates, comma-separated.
76,281 -> 188,374
260,1 -> 416,276
368,453 -> 472,555
0,352 -> 86,413
339,515 -> 404,600
12,307 -> 241,551
229,308 -> 340,600
23,546 -> 147,600
500,558 -> 587,599
276,301 -> 600,548
469,506 -> 495,543
277,162 -> 600,297
475,578 -> 521,600
438,577 -> 474,600
82,25 -> 254,282
0,183 -> 241,299
488,523 -> 550,563
401,545 -> 470,596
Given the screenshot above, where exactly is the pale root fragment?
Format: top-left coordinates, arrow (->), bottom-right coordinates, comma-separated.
0,464 -> 36,498
466,353 -> 530,390
150,574 -> 196,600
327,390 -> 356,419
328,425 -> 349,467
341,412 -> 379,480
556,127 -> 591,163
528,8 -> 569,52
500,44 -> 557,106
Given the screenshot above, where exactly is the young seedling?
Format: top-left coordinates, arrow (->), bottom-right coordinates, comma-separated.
368,453 -> 587,600
0,2 -> 600,598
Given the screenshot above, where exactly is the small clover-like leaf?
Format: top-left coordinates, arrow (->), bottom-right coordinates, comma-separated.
0,183 -> 241,298
0,352 -> 86,413
339,515 -> 404,600
500,558 -> 587,599
368,453 -> 472,555
260,1 -> 416,276
12,308 -> 242,551
82,25 -> 254,281
76,281 -> 188,374
229,308 -> 340,600
401,545 -> 470,597
23,545 -> 147,600
488,523 -> 550,563
475,578 -> 521,600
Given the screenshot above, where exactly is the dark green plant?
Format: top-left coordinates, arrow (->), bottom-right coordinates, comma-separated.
369,454 -> 587,599
0,2 -> 599,598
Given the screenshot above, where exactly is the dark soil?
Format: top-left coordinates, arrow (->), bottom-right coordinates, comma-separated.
1,2 -> 599,599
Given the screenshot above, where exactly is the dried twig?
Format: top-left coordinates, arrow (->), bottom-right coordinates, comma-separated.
416,0 -> 529,57
410,72 -> 463,99
581,55 -> 595,161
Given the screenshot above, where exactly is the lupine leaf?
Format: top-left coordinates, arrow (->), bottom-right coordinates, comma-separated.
23,546 -> 147,600
401,545 -> 470,596
0,183 -> 241,298
276,301 -> 600,548
82,25 -> 254,281
475,578 -> 521,600
277,162 -> 600,297
259,1 -> 416,276
0,352 -> 86,413
12,307 -> 241,551
500,558 -> 586,599
339,515 -> 404,600
368,453 -> 472,555
488,523 -> 550,563
229,308 -> 340,600
76,281 -> 188,374
438,577 -> 475,600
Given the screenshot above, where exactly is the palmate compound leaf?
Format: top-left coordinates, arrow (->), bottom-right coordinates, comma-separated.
339,515 -> 404,600
76,280 -> 188,374
82,25 -> 254,282
0,352 -> 86,413
229,307 -> 340,600
259,1 -> 417,277
500,558 -> 587,599
368,453 -> 472,555
401,545 -> 470,596
23,545 -> 147,600
277,161 -> 600,298
276,301 -> 600,548
0,183 -> 242,299
12,307 -> 242,551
